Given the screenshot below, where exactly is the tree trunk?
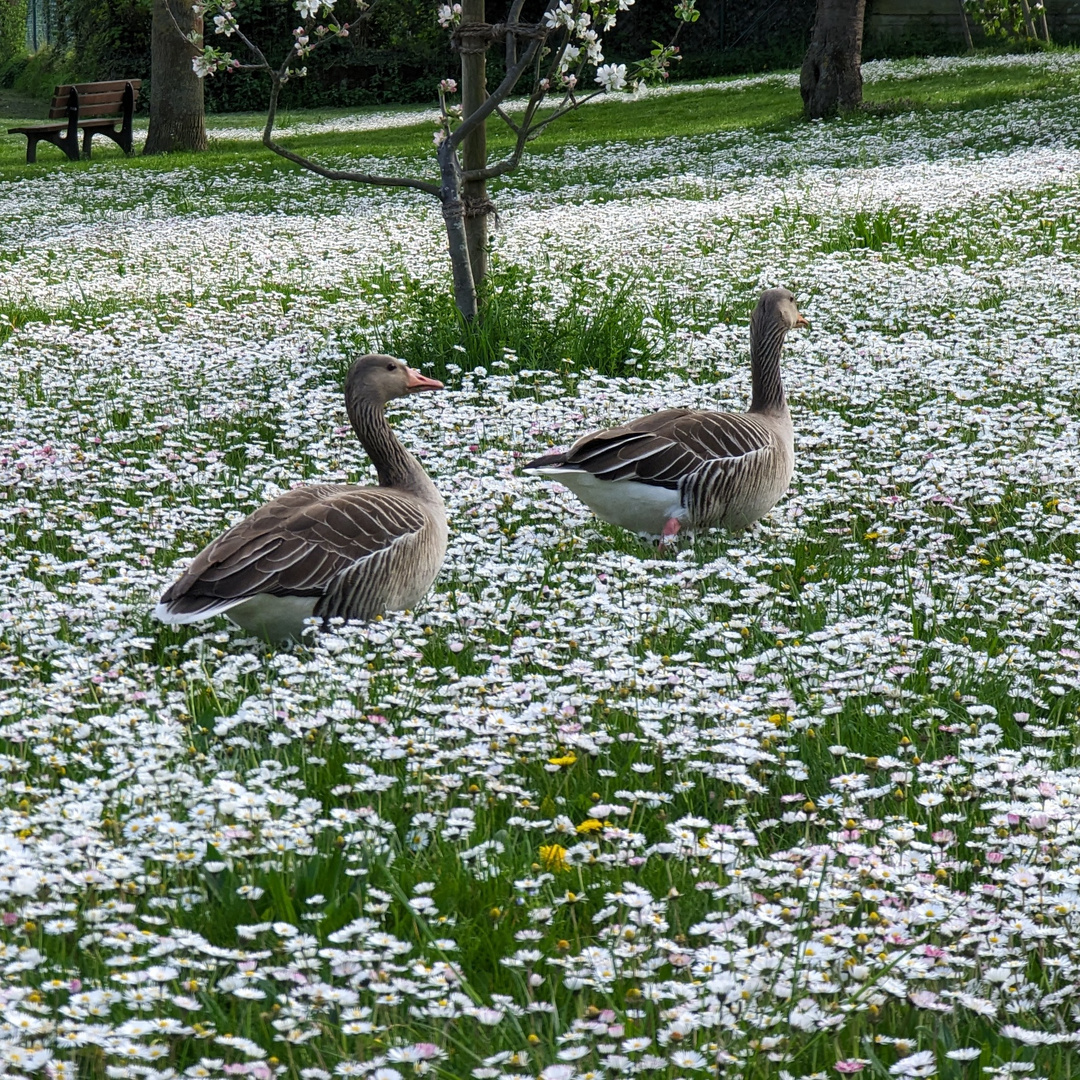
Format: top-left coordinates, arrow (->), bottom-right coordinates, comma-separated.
459,0 -> 490,295
956,0 -> 974,51
800,0 -> 866,120
1018,0 -> 1037,39
438,141 -> 478,323
144,0 -> 207,155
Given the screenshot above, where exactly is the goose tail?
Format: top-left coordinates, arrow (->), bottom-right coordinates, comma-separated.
522,451 -> 568,473
153,594 -> 246,625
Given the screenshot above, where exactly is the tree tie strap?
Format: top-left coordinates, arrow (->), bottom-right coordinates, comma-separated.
462,194 -> 500,225
453,22 -> 497,52
452,21 -> 545,52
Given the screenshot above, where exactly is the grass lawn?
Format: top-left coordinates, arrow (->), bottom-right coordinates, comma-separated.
0,48 -> 1079,1080
3,51 -> 1079,176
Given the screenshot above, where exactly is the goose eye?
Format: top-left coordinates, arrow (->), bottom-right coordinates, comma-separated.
386,363 -> 396,371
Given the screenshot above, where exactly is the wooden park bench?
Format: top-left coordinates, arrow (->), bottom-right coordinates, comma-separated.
8,80 -> 141,164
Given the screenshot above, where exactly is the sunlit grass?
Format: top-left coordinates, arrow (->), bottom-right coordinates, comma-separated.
3,50 -> 1079,178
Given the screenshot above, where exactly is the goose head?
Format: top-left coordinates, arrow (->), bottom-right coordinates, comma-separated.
346,354 -> 444,409
754,287 -> 810,332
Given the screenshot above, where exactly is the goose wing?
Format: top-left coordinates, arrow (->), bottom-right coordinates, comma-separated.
156,484 -> 429,621
527,409 -> 777,488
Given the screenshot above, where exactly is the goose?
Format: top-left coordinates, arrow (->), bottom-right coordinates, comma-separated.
154,354 -> 448,641
523,288 -> 808,541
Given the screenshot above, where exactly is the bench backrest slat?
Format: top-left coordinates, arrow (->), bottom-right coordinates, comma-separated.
47,81 -> 141,119
74,102 -> 134,119
55,80 -> 143,95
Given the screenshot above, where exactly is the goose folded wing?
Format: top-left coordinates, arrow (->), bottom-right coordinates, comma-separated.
559,409 -> 776,487
158,486 -> 429,618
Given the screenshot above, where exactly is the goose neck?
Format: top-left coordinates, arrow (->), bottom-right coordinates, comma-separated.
348,397 -> 418,489
748,313 -> 788,415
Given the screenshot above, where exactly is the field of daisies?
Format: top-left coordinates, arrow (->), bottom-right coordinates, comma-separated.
2,49 -> 1080,1080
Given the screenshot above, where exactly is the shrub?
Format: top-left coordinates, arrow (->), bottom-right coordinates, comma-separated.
1,0 -> 29,62
32,0 -> 151,86
0,53 -> 29,89
9,44 -> 78,95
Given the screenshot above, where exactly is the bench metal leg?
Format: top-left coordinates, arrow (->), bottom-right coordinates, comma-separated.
23,133 -> 79,163
47,133 -> 79,162
80,126 -> 134,157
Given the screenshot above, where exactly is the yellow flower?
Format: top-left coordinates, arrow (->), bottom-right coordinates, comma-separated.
548,752 -> 577,767
539,844 -> 569,872
576,818 -> 604,833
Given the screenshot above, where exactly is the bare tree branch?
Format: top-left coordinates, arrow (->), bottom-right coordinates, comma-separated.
230,20 -> 272,69
244,1 -> 440,199
448,0 -> 561,149
493,105 -> 522,136
260,135 -> 442,196
504,0 -> 527,70
164,0 -> 205,57
463,87 -> 605,184
527,89 -> 605,134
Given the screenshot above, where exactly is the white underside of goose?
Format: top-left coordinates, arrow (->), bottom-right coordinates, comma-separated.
220,594 -> 320,640
530,466 -> 685,537
153,593 -> 320,641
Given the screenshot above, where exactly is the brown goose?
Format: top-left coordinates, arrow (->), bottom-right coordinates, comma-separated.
523,288 -> 808,540
154,355 -> 448,641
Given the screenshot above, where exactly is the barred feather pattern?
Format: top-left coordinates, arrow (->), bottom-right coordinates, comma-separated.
748,301 -> 789,415
157,484 -> 446,620
315,517 -> 447,623
677,421 -> 793,532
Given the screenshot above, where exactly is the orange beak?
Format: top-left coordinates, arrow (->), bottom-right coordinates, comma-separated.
795,314 -> 810,329
405,367 -> 444,393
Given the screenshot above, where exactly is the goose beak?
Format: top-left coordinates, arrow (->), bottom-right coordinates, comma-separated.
405,368 -> 444,393
794,314 -> 810,329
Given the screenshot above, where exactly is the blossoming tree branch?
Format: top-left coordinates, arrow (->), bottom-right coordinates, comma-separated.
188,0 -> 699,321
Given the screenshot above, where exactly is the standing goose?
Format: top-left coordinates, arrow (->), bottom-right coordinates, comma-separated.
154,354 -> 448,641
523,288 -> 808,540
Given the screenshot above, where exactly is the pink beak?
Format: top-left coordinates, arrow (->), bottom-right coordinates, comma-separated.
405,367 -> 444,393
795,314 -> 810,329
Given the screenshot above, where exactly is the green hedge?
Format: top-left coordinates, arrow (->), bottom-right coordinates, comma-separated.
200,0 -> 815,113
201,0 -> 456,112
59,0 -> 150,81
9,0 -> 823,113
25,0 -> 1080,115
13,0 -> 825,112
